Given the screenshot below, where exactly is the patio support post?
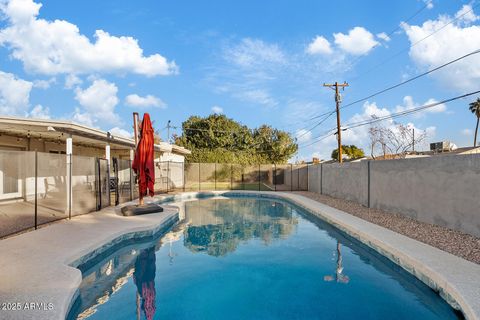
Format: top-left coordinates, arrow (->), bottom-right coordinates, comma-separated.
66,135 -> 73,218
105,144 -> 111,206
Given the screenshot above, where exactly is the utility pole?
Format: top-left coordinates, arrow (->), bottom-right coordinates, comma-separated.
167,120 -> 171,143
323,81 -> 349,163
166,120 -> 177,143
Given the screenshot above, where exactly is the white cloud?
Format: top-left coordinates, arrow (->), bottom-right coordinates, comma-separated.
0,0 -> 178,76
402,5 -> 480,91
64,74 -> 82,89
28,104 -> 50,119
421,0 -> 434,10
394,96 -> 446,117
0,70 -> 32,115
333,27 -> 379,56
109,127 -> 132,138
376,32 -> 391,42
72,108 -> 94,127
455,4 -> 478,24
306,36 -> 332,55
236,89 -> 277,107
211,105 -> 223,114
224,38 -> 286,68
125,94 -> 166,108
74,79 -> 120,126
462,128 -> 473,136
33,77 -> 55,89
295,129 -> 312,143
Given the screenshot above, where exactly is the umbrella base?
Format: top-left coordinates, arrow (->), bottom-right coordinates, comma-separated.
121,203 -> 164,216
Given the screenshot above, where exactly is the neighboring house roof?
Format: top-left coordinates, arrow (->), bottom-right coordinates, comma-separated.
0,116 -> 191,155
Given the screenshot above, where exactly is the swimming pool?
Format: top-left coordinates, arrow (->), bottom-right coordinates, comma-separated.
68,196 -> 461,319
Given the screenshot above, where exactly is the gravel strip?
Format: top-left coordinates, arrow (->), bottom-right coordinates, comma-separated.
294,191 -> 480,265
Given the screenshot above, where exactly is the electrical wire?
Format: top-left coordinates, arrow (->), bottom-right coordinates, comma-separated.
297,89 -> 480,150
293,48 -> 480,138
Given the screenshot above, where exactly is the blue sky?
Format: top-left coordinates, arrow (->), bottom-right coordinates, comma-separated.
0,0 -> 479,161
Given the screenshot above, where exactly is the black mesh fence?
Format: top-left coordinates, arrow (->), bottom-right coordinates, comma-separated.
182,162 -> 309,192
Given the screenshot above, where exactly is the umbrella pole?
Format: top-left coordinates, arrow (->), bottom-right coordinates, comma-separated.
133,112 -> 144,206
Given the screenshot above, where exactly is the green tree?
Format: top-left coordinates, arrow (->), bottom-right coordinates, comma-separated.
174,114 -> 297,164
331,145 -> 365,161
469,98 -> 480,147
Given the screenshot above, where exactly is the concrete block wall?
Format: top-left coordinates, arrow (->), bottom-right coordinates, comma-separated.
369,154 -> 480,238
322,161 -> 369,207
307,164 -> 321,193
307,154 -> 480,238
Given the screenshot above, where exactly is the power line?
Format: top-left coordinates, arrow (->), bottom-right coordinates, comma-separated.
291,0 -> 433,132
344,90 -> 480,129
298,89 -> 480,150
294,48 -> 480,138
351,2 -> 480,82
342,48 -> 480,110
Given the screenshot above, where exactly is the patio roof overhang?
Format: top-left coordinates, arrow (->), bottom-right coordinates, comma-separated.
0,116 -> 191,154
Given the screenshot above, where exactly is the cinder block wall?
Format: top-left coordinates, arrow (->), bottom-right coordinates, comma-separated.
322,162 -> 369,207
307,154 -> 480,238
369,154 -> 480,238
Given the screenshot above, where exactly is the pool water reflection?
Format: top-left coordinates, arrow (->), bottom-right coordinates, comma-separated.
68,197 -> 461,320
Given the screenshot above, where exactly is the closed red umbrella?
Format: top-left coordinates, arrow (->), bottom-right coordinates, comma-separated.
132,113 -> 155,205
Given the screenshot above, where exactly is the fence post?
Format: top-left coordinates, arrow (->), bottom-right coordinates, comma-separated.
198,163 -> 201,191
320,163 -> 323,195
167,161 -> 170,193
230,164 -> 233,190
34,151 -> 38,230
258,164 -> 261,191
183,162 -> 186,192
214,163 -> 217,190
96,158 -> 101,210
242,166 -> 245,190
129,160 -> 133,201
297,165 -> 300,191
274,164 -> 277,192
290,164 -> 293,192
367,160 -> 371,208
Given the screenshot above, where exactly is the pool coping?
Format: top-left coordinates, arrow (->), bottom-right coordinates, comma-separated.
157,191 -> 480,320
0,191 -> 478,320
0,200 -> 179,320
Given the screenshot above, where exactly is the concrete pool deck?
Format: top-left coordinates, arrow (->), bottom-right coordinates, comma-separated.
0,191 -> 479,319
0,200 -> 178,320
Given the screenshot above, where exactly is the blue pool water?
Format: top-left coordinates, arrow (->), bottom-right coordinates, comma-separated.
68,197 -> 461,320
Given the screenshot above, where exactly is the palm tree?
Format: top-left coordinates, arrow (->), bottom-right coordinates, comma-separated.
469,98 -> 480,147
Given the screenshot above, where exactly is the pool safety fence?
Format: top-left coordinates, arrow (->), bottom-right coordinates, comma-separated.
0,154 -> 311,238
182,162 -> 309,192
0,150 -> 139,238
